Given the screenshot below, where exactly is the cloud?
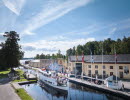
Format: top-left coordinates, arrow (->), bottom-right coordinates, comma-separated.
22,46 -> 36,51
21,0 -> 92,36
3,0 -> 26,15
0,32 -> 5,42
21,37 -> 95,57
109,27 -> 117,35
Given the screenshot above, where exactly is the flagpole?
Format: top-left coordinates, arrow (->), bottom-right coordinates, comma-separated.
82,61 -> 83,81
82,51 -> 84,81
75,56 -> 76,79
114,45 -> 117,84
75,50 -> 77,79
102,42 -> 104,84
90,51 -> 92,83
82,59 -> 83,80
91,58 -> 92,83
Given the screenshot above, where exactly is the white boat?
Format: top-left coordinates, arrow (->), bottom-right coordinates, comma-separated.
38,69 -> 69,93
104,75 -> 124,90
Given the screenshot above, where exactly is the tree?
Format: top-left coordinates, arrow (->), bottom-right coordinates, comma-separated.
66,48 -> 73,56
2,31 -> 24,71
72,46 -> 76,55
40,53 -> 45,59
57,49 -> 61,58
77,45 -> 83,55
66,36 -> 130,56
35,54 -> 40,59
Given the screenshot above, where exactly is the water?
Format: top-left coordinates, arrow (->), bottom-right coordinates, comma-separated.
20,67 -> 125,100
21,82 -> 125,100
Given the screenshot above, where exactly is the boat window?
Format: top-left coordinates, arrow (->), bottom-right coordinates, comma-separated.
48,81 -> 52,84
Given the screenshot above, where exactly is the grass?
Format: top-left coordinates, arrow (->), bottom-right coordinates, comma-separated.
13,79 -> 27,82
0,69 -> 10,79
15,88 -> 33,100
12,69 -> 27,82
12,69 -> 37,82
0,68 -> 37,82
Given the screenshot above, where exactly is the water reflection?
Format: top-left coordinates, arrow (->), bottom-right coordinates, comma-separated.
39,81 -> 68,99
21,82 -> 125,100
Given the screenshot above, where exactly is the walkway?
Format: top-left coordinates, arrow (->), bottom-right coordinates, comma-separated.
0,78 -> 21,100
122,80 -> 130,93
69,78 -> 130,99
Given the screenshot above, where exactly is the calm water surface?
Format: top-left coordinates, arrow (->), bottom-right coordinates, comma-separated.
21,82 -> 125,100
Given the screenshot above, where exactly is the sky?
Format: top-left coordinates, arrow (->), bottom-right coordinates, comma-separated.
0,0 -> 130,58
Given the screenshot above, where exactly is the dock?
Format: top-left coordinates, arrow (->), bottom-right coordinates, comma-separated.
69,78 -> 130,99
24,73 -> 37,80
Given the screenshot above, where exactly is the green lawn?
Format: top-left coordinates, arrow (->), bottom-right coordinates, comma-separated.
13,79 -> 27,82
15,88 -> 33,100
0,70 -> 10,79
13,69 -> 37,82
0,69 -> 37,82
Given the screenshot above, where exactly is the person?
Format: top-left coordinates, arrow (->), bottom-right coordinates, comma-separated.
122,83 -> 124,91
28,74 -> 29,78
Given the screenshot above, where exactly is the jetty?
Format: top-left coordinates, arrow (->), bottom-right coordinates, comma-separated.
69,78 -> 130,99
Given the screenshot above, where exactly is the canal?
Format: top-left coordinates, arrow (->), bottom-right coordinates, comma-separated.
20,67 -> 125,100
21,82 -> 125,100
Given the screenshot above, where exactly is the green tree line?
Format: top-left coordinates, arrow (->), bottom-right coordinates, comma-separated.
34,50 -> 66,59
66,36 -> 130,56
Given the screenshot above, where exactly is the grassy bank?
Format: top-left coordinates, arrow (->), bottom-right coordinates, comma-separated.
0,69 -> 10,79
12,69 -> 28,82
15,88 -> 33,100
13,69 -> 36,82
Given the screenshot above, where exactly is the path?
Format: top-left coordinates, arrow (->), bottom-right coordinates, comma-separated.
0,78 -> 21,100
122,81 -> 130,93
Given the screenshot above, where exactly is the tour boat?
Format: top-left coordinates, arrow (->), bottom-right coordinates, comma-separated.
38,69 -> 69,93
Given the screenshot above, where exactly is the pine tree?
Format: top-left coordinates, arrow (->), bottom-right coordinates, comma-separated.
3,31 -> 24,71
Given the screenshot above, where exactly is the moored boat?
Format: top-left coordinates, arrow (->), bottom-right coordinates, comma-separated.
38,69 -> 69,93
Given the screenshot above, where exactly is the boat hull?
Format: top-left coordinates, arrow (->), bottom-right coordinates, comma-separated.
39,80 -> 68,93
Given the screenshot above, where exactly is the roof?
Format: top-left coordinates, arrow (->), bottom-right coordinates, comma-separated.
31,60 -> 40,62
69,54 -> 130,64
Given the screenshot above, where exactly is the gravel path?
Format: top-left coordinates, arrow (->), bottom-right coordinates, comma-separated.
0,78 -> 21,100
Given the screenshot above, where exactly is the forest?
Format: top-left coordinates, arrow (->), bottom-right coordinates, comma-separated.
66,36 -> 130,56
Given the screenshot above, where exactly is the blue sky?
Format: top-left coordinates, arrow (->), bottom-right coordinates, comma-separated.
0,0 -> 130,57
